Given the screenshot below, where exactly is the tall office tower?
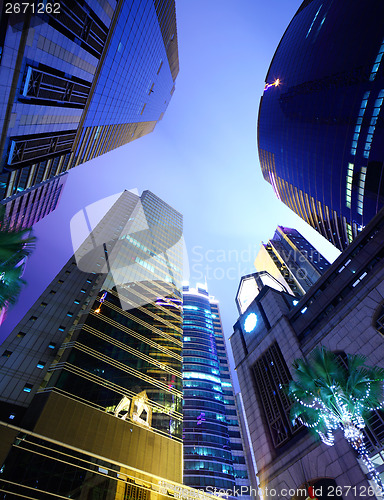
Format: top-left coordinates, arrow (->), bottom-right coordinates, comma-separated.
258,0 -> 384,251
0,0 -> 178,220
0,190 -> 188,499
1,172 -> 67,229
230,210 -> 384,497
254,226 -> 331,297
183,284 -> 251,497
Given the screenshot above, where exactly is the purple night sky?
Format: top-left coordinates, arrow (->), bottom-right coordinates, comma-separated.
1,0 -> 340,380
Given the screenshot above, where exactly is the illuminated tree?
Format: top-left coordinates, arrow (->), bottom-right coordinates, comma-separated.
0,207 -> 36,308
288,347 -> 384,494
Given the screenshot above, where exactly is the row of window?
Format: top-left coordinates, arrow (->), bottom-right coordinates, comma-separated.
3,341 -> 56,360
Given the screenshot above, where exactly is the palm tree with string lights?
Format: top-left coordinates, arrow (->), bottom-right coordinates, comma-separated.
288,346 -> 384,495
0,207 -> 36,309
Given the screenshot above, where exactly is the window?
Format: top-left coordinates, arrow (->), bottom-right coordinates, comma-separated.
7,131 -> 76,166
17,331 -> 26,338
21,65 -> 91,107
36,361 -> 45,369
44,0 -> 108,58
86,279 -> 92,283
253,342 -> 302,449
58,280 -> 64,284
375,307 -> 384,336
23,384 -> 33,393
58,326 -> 65,332
9,414 -> 15,420
40,302 -> 47,307
50,290 -> 56,295
74,300 -> 80,304
48,342 -> 56,349
80,289 -> 86,293
67,312 -> 73,317
2,350 -> 12,358
30,316 -> 37,321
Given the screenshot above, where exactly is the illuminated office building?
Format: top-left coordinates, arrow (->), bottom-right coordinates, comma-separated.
0,0 -> 178,221
258,0 -> 384,250
183,284 -> 251,496
254,226 -> 331,297
0,189 -> 188,498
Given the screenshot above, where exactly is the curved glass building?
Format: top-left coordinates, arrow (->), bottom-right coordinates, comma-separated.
258,0 -> 384,250
183,284 -> 250,495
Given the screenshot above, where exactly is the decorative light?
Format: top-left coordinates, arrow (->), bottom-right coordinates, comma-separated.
244,312 -> 257,333
264,79 -> 280,91
94,291 -> 107,314
292,380 -> 384,493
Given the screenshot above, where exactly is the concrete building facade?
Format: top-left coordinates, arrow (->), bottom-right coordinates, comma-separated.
231,209 -> 384,499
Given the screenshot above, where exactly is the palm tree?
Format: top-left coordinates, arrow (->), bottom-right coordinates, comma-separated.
288,347 -> 384,494
0,207 -> 36,309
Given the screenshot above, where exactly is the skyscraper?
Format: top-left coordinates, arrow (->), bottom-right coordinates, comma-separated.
254,226 -> 331,296
0,0 -> 178,220
258,0 -> 384,250
0,189 -> 188,498
230,209 -> 384,497
182,284 -> 251,497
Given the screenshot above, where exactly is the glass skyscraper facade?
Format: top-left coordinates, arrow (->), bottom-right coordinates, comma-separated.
254,226 -> 331,296
0,0 -> 178,222
0,189 -> 187,498
0,172 -> 67,229
258,0 -> 384,250
182,284 -> 251,496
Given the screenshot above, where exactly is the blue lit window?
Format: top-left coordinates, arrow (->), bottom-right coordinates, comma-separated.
23,384 -> 33,393
350,92 -> 370,155
9,414 -> 15,420
67,312 -> 73,317
363,90 -> 384,159
48,342 -> 56,349
301,307 -> 308,314
370,39 -> 384,81
74,300 -> 80,304
36,361 -> 45,369
183,372 -> 221,384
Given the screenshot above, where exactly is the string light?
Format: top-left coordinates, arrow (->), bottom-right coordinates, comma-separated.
291,377 -> 384,494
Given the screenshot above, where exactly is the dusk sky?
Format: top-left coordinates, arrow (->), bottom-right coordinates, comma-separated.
1,0 -> 340,376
